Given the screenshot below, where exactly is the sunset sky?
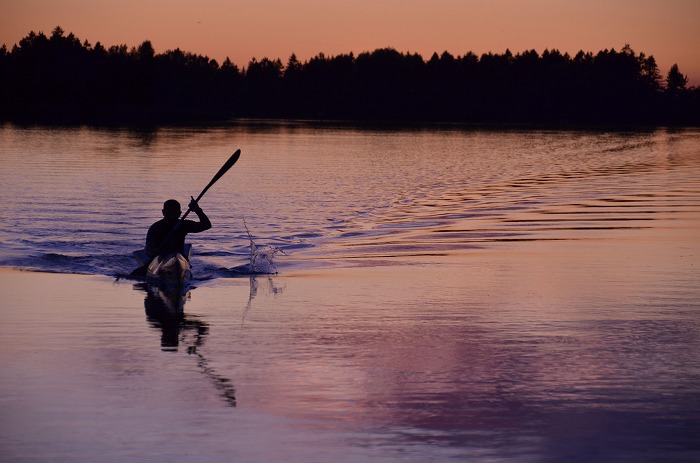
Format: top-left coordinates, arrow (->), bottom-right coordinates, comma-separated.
2,0 -> 699,85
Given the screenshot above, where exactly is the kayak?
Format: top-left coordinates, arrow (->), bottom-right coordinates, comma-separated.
132,244 -> 192,289
146,252 -> 192,287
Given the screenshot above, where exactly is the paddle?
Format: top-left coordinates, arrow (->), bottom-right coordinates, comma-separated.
130,149 -> 242,277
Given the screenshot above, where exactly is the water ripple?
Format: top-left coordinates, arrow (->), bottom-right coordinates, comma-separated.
1,125 -> 699,273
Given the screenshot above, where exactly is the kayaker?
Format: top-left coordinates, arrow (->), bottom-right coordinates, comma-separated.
145,198 -> 211,261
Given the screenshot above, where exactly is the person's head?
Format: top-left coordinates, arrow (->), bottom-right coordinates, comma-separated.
162,199 -> 181,219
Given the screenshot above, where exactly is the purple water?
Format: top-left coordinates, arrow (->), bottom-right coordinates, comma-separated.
1,122 -> 699,462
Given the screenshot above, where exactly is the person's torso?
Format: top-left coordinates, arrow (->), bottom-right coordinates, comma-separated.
151,219 -> 192,255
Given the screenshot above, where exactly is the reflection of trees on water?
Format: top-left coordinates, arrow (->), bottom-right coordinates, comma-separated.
134,282 -> 237,407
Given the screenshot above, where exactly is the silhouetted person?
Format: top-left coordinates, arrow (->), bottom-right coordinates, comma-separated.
145,198 -> 211,260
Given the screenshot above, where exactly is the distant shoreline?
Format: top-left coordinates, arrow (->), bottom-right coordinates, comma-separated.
4,117 -> 697,132
3,27 -> 699,127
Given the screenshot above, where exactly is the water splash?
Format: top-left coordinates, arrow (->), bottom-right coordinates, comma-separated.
229,220 -> 284,275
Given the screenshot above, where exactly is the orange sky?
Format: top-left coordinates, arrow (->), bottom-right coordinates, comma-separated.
2,0 -> 699,85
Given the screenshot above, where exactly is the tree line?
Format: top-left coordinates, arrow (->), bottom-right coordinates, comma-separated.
1,26 -> 698,126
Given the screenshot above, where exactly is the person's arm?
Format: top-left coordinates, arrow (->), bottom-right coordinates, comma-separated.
187,197 -> 211,232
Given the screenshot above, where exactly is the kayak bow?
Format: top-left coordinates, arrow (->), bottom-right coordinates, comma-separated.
146,252 -> 191,287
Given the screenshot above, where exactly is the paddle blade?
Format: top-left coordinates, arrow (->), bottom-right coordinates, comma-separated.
195,149 -> 241,202
219,149 -> 241,177
129,265 -> 147,278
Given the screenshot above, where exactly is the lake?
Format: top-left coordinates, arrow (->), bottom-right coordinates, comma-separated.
1,121 -> 699,462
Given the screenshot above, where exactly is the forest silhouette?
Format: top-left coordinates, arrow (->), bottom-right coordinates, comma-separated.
1,27 -> 698,126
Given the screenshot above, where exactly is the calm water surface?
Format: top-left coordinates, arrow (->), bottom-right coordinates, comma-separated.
1,122 -> 699,462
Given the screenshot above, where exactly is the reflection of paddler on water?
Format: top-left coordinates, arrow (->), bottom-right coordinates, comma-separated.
135,282 -> 237,406
139,282 -> 196,351
128,150 -> 244,405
